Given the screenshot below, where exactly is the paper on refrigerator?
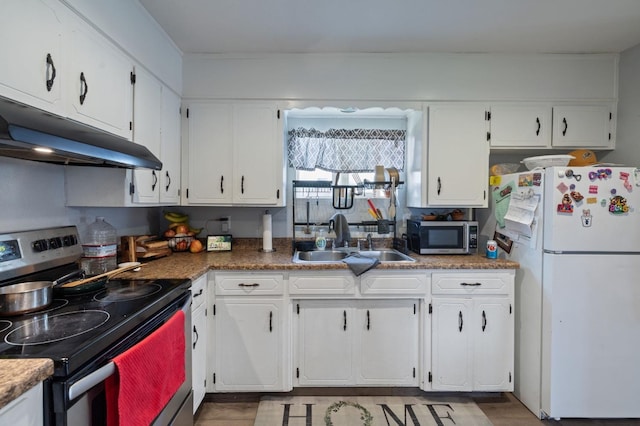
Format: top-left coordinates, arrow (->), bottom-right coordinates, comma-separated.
501,189 -> 540,247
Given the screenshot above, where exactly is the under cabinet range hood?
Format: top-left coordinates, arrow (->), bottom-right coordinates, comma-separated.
0,97 -> 162,170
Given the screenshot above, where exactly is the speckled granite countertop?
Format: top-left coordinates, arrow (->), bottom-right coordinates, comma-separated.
117,238 -> 519,281
0,359 -> 53,410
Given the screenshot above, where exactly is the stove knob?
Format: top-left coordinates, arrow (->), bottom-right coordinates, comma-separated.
63,235 -> 78,246
48,237 -> 62,250
32,239 -> 49,252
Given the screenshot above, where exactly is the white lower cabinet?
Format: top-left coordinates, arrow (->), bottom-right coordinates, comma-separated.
430,271 -> 515,392
0,382 -> 43,426
296,300 -> 355,385
214,297 -> 285,391
190,274 -> 207,414
295,299 -> 420,387
212,273 -> 288,392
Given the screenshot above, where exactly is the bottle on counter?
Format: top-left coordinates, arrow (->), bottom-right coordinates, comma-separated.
315,228 -> 327,250
80,217 -> 118,275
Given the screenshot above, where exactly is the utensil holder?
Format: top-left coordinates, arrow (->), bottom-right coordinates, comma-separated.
377,220 -> 391,234
332,186 -> 354,209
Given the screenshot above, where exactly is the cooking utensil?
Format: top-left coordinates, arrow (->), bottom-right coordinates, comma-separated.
59,263 -> 144,289
304,197 -> 311,234
388,177 -> 397,218
0,269 -> 85,316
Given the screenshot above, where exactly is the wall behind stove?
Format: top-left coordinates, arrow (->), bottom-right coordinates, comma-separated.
0,157 -> 155,238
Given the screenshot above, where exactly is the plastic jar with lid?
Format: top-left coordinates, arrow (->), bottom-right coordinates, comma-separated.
80,217 -> 117,274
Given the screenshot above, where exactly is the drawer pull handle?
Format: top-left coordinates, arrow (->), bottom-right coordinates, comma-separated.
343,310 -> 347,331
482,310 -> 487,332
193,288 -> 203,298
269,311 -> 273,332
458,311 -> 463,332
460,282 -> 482,286
366,310 -> 370,330
238,283 -> 260,287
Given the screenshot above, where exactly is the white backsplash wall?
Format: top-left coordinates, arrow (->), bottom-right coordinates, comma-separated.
0,157 -> 157,239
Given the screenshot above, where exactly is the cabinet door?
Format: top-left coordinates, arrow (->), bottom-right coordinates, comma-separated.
131,67 -> 162,203
358,300 -> 419,385
490,104 -> 551,148
233,103 -> 281,204
192,302 -> 207,413
431,297 -> 473,391
296,301 -> 354,385
214,298 -> 284,391
185,103 -> 233,204
427,104 -> 489,207
160,88 -> 182,204
66,17 -> 133,139
0,382 -> 43,425
0,0 -> 64,114
473,298 -> 513,391
552,105 -> 613,148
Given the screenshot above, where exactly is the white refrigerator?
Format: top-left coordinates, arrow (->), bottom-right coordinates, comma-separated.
478,165 -> 640,419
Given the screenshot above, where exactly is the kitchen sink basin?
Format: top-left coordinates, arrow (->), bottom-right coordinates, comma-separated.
294,250 -> 349,262
293,248 -> 415,264
358,250 -> 415,262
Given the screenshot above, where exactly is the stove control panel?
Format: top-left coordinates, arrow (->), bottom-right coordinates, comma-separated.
0,226 -> 83,282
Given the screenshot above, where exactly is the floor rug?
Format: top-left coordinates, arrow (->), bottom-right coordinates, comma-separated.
254,395 -> 493,426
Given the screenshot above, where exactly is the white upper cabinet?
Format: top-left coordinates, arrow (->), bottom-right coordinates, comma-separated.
0,0 -> 134,140
159,88 -> 182,204
131,66 -> 162,204
488,103 -> 615,150
424,103 -> 490,207
0,0 -> 64,113
185,102 -> 234,204
183,101 -> 284,206
552,104 -> 614,149
65,14 -> 133,139
489,104 -> 552,149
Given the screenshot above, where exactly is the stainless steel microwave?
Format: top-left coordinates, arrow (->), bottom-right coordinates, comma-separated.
406,219 -> 478,255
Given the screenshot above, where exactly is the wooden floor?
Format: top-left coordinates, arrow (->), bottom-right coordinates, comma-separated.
194,390 -> 640,426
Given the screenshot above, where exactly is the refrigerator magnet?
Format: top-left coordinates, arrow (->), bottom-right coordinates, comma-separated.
557,194 -> 574,213
581,209 -> 592,227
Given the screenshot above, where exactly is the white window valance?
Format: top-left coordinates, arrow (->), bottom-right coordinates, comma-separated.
287,128 -> 405,172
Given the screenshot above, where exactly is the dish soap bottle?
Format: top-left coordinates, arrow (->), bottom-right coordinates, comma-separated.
315,228 -> 327,251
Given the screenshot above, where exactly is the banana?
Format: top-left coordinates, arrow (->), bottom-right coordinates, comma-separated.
189,227 -> 203,236
164,211 -> 189,223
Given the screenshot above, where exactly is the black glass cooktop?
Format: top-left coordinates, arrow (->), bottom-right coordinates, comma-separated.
0,278 -> 190,377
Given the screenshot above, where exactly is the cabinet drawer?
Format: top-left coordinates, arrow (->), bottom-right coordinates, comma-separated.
190,274 -> 207,310
289,272 -> 355,296
360,271 -> 429,295
215,273 -> 284,295
432,272 -> 514,295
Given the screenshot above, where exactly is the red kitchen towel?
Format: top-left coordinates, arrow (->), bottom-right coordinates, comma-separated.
106,310 -> 185,426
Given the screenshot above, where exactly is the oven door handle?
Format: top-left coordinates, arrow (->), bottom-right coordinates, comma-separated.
68,362 -> 115,401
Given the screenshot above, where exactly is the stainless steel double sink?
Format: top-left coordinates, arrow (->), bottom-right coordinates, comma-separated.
292,248 -> 415,264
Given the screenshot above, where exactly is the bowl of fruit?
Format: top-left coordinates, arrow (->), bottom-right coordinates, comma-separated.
162,211 -> 204,253
167,235 -> 193,252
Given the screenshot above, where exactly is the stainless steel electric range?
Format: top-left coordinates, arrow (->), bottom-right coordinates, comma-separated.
0,226 -> 193,426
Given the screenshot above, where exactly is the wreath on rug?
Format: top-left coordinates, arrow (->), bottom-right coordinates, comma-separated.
324,400 -> 374,426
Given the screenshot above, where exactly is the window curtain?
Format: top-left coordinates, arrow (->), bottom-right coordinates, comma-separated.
287,128 -> 405,172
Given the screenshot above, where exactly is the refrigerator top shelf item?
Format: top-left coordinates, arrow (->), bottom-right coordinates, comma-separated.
521,155 -> 575,170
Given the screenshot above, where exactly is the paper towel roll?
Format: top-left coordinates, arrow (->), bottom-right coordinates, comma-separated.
262,212 -> 273,251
